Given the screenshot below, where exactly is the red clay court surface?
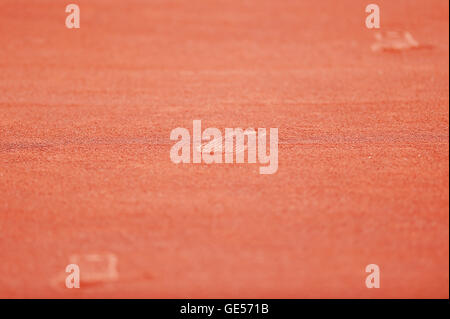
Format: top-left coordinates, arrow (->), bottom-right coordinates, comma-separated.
0,0 -> 448,298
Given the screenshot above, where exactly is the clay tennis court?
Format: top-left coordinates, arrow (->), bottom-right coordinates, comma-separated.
0,0 -> 448,298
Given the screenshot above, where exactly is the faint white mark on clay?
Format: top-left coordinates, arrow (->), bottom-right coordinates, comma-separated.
70,253 -> 118,285
371,31 -> 420,52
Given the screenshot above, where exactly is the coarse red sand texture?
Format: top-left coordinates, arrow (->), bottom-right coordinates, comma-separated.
0,0 -> 448,298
